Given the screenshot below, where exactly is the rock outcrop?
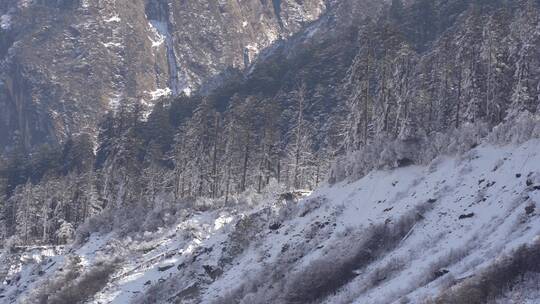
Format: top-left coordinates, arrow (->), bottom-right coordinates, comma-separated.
0,0 -> 326,152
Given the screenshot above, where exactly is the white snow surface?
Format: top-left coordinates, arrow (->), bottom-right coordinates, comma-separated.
2,139 -> 540,303
0,14 -> 11,30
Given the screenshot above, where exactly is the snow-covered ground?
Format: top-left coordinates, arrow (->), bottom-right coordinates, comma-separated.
2,139 -> 540,303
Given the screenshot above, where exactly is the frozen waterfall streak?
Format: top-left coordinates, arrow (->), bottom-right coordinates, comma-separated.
149,18 -> 185,96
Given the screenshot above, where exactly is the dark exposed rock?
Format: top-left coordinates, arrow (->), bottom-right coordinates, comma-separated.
525,204 -> 536,215
459,213 -> 475,220
434,269 -> 450,279
397,158 -> 414,167
203,265 -> 223,280
158,264 -> 174,272
169,283 -> 200,302
269,222 -> 282,230
0,0 -> 326,153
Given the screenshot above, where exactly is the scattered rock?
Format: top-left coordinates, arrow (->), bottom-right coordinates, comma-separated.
526,179 -> 533,186
458,213 -> 475,220
279,190 -> 310,202
281,244 -> 290,253
280,192 -> 296,201
397,158 -> 414,167
203,265 -> 223,280
434,269 -> 450,278
172,283 -> 200,301
516,173 -> 522,178
158,264 -> 175,272
427,198 -> 437,204
192,247 -> 213,262
269,222 -> 281,230
383,207 -> 394,212
525,204 -> 536,215
144,280 -> 151,285
142,246 -> 158,254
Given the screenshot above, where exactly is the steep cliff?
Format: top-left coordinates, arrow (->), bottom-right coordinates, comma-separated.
0,0 -> 326,152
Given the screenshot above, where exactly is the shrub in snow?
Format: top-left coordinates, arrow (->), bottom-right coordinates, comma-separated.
491,273 -> 540,304
284,203 -> 431,303
3,235 -> 20,252
430,240 -> 540,304
56,221 -> 75,244
22,255 -> 83,304
488,112 -> 540,145
331,113 -> 540,184
74,210 -> 115,245
23,255 -> 121,304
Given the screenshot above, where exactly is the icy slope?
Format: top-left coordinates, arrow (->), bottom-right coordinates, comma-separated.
2,139 -> 540,304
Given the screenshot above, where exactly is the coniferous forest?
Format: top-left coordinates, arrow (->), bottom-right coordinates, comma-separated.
1,0 -> 540,246
2,1 -> 540,303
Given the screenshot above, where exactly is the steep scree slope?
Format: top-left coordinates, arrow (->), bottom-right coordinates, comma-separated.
2,138 -> 540,303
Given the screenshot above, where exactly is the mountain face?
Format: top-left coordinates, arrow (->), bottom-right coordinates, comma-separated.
0,0 -> 325,152
2,0 -> 540,303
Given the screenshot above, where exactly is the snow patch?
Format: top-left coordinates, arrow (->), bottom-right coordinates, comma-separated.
104,15 -> 121,23
146,87 -> 171,101
5,140 -> 540,303
108,93 -> 122,111
102,41 -> 123,48
147,21 -> 165,48
0,14 -> 11,30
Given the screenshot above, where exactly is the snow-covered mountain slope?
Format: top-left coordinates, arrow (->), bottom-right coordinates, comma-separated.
2,139 -> 540,303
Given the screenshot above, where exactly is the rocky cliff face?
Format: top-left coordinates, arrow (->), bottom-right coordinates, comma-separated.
0,0 -> 325,152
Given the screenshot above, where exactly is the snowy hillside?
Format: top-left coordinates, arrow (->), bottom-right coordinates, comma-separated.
2,138 -> 540,303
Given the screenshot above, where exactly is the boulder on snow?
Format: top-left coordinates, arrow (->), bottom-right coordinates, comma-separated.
158,264 -> 175,272
434,269 -> 450,279
203,265 -> 223,280
279,190 -> 311,202
525,204 -> 536,215
269,222 -> 281,230
458,213 -> 475,220
397,158 -> 414,167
